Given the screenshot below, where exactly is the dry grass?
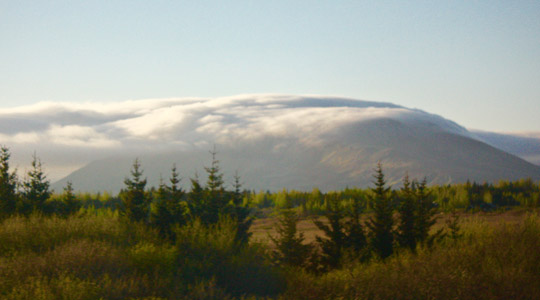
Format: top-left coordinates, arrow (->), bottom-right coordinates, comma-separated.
251,208 -> 538,246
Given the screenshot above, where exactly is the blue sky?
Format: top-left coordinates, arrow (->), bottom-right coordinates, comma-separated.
1,1 -> 539,132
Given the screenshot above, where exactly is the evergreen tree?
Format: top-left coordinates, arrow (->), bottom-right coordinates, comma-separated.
414,178 -> 437,244
446,209 -> 462,241
201,147 -> 227,225
313,193 -> 347,270
151,166 -> 188,239
150,178 -> 174,237
61,181 -> 80,216
22,154 -> 50,214
269,195 -> 312,268
344,191 -> 367,256
230,171 -> 252,244
120,159 -> 149,223
188,172 -> 205,221
366,162 -> 394,259
397,173 -> 417,251
0,146 -> 18,218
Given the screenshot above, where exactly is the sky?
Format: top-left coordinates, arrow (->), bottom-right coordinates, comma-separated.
1,0 -> 540,132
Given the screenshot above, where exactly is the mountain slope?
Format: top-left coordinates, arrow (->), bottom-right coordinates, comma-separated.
47,95 -> 540,193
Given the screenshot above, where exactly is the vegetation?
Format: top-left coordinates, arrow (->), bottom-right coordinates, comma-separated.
0,144 -> 539,299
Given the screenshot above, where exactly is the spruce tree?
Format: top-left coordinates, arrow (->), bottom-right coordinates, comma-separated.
187,172 -> 205,221
0,146 -> 18,218
230,171 -> 252,244
202,147 -> 227,225
414,178 -> 437,244
269,195 -> 312,268
366,162 -> 394,259
344,192 -> 367,256
22,154 -> 50,214
397,173 -> 417,251
61,181 -> 80,216
151,166 -> 188,239
150,178 -> 174,237
313,193 -> 347,270
120,159 -> 149,223
410,178 -> 445,248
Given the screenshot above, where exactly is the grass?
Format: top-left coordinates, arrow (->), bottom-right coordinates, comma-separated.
0,208 -> 538,299
277,212 -> 540,300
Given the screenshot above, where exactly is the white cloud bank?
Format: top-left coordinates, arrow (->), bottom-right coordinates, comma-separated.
0,94 -> 525,181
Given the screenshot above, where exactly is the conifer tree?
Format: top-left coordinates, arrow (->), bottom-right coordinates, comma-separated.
397,173 -> 417,251
61,181 -> 80,216
344,191 -> 367,255
151,166 -> 188,239
0,146 -> 18,218
150,178 -> 174,237
414,178 -> 437,244
314,193 -> 347,270
269,195 -> 312,268
202,147 -> 227,225
366,162 -> 394,259
120,159 -> 149,223
188,172 -> 205,221
231,171 -> 252,244
22,154 -> 50,214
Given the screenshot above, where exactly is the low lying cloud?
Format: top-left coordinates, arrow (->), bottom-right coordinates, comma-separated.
0,94 -> 491,181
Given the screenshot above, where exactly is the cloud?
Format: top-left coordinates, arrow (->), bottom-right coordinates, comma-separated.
0,94 -> 471,181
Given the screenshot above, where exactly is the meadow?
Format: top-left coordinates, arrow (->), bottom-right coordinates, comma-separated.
0,209 -> 538,299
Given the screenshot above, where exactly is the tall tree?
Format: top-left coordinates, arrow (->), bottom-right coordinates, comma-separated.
187,172 -> 205,221
397,173 -> 417,251
344,191 -> 367,256
230,171 -> 252,244
366,162 -> 394,259
61,181 -> 80,216
120,159 -> 149,223
0,146 -> 18,218
202,147 -> 227,225
269,195 -> 312,268
151,166 -> 188,239
414,178 -> 440,246
313,193 -> 347,270
22,153 -> 50,214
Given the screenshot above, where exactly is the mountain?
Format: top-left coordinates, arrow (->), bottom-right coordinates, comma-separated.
44,95 -> 540,193
471,130 -> 540,166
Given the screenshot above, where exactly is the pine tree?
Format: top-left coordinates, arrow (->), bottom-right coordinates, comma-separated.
22,153 -> 50,214
188,172 -> 205,221
0,146 -> 18,218
397,173 -> 417,251
313,193 -> 347,270
231,171 -> 252,244
61,181 -> 80,216
150,178 -> 174,237
344,191 -> 367,255
366,162 -> 394,259
414,178 -> 437,244
269,195 -> 312,268
120,159 -> 149,223
151,166 -> 188,239
167,164 -> 187,226
202,147 -> 227,225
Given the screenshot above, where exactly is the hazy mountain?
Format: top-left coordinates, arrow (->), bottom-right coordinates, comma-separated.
41,95 -> 540,193
471,130 -> 540,166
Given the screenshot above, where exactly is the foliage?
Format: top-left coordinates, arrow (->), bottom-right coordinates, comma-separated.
120,159 -> 150,223
20,154 -> 51,215
366,162 -> 394,259
269,194 -> 313,269
0,146 -> 18,218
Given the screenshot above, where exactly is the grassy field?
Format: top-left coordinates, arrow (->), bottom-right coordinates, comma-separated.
251,208 -> 535,246
0,208 -> 538,299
